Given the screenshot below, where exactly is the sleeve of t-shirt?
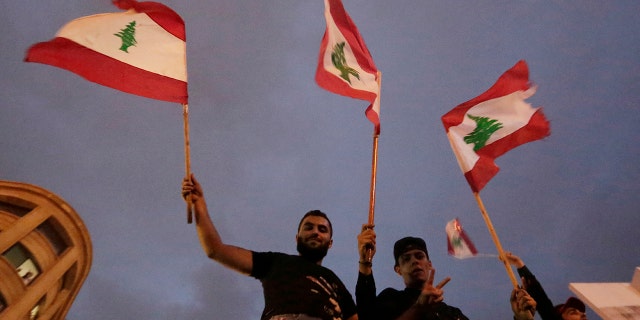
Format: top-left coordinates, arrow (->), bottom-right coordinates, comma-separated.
356,272 -> 377,320
517,265 -> 558,320
375,288 -> 413,320
336,275 -> 358,319
250,251 -> 275,279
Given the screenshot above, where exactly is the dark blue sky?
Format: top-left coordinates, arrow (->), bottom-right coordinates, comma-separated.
2,1 -> 639,319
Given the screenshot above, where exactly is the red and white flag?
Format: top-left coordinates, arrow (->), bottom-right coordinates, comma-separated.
446,218 -> 478,259
25,0 -> 187,104
441,60 -> 550,193
315,0 -> 380,134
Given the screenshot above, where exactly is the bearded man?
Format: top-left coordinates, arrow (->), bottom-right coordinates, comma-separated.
182,174 -> 357,320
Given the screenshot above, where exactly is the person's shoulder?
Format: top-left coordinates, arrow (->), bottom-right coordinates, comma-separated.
253,251 -> 287,257
251,251 -> 290,277
437,302 -> 468,318
378,287 -> 402,297
258,252 -> 326,267
252,251 -> 288,265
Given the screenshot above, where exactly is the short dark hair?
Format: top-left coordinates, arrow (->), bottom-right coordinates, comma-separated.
297,210 -> 333,237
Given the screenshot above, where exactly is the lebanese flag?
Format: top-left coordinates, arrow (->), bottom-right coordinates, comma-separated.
446,218 -> 478,259
441,60 -> 550,193
315,0 -> 380,134
25,0 -> 187,104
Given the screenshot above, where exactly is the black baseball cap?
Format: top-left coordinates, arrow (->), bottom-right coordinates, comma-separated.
555,297 -> 586,314
393,236 -> 429,265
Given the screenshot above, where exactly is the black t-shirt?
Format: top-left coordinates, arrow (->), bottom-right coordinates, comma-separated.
356,272 -> 468,320
251,251 -> 357,320
376,287 -> 468,320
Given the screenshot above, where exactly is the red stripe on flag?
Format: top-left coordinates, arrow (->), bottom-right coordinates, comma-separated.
457,225 -> 478,256
25,37 -> 188,104
477,109 -> 550,160
114,0 -> 186,41
464,157 -> 500,193
365,108 -> 380,134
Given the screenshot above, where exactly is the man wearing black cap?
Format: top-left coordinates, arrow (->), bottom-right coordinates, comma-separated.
355,225 -> 468,320
555,297 -> 587,320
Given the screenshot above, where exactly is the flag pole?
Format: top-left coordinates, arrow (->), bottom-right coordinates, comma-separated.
368,132 -> 379,225
183,103 -> 193,224
472,192 -> 518,288
365,71 -> 382,263
368,71 -> 382,225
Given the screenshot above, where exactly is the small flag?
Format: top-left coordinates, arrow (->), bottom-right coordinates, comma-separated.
25,0 -> 187,104
446,218 -> 478,259
441,60 -> 550,193
315,0 -> 380,134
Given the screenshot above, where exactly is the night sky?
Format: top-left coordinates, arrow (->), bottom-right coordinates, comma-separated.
2,1 -> 639,319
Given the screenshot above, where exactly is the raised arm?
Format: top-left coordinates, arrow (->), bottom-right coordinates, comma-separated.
182,174 -> 253,275
357,224 -> 376,275
504,252 -> 556,320
356,224 -> 376,320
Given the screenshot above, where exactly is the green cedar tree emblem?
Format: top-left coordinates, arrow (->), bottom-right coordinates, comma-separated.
451,236 -> 463,248
114,21 -> 137,53
331,42 -> 360,84
463,114 -> 503,151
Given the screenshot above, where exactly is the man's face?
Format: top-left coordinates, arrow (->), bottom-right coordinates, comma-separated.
296,215 -> 333,262
562,308 -> 587,320
394,249 -> 432,289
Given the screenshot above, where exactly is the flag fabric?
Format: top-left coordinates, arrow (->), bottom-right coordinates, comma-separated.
441,60 -> 550,193
446,218 -> 478,259
315,0 -> 380,134
25,0 -> 187,104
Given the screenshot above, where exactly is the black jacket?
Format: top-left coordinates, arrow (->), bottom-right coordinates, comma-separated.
356,272 -> 468,320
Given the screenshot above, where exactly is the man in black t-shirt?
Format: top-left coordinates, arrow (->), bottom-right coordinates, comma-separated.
182,174 -> 357,320
355,226 -> 538,319
355,225 -> 468,320
252,252 -> 356,319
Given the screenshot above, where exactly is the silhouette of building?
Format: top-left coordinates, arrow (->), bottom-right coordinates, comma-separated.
0,180 -> 92,319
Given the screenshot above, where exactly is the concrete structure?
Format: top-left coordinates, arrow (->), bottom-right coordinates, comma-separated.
0,181 -> 92,319
570,268 -> 640,319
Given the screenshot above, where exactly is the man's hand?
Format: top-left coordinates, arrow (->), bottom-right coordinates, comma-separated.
511,288 -> 536,320
182,173 -> 204,203
502,252 -> 525,269
357,224 -> 376,264
416,269 -> 450,306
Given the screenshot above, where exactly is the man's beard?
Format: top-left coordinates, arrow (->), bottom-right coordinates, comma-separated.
296,237 -> 329,263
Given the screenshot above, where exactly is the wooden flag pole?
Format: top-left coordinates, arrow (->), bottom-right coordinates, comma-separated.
364,120 -> 379,264
443,131 -> 517,285
368,71 -> 382,225
368,132 -> 379,225
473,192 -> 518,288
364,71 -> 382,263
183,103 -> 193,224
